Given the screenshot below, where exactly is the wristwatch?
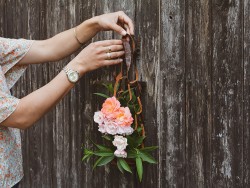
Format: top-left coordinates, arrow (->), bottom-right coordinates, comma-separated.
63,66 -> 80,83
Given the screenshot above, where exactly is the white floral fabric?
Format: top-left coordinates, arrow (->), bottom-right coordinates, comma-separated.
0,37 -> 33,188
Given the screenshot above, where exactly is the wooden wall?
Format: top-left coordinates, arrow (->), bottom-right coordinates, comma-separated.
0,0 -> 250,187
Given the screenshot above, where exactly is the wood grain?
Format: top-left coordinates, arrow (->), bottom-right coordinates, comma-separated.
244,0 -> 250,187
160,0 -> 186,187
0,0 -> 249,187
185,0 -> 212,187
211,0 -> 244,187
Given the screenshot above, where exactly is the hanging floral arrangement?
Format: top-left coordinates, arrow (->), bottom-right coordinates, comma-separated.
82,34 -> 158,182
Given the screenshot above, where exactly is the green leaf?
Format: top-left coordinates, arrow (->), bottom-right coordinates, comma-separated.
82,154 -> 90,161
135,136 -> 145,147
97,156 -> 115,166
93,157 -> 103,169
96,144 -> 112,151
84,149 -> 94,155
86,155 -> 92,162
93,156 -> 115,170
94,93 -> 109,99
140,146 -> 158,152
127,135 -> 146,148
136,127 -> 142,133
102,135 -> 113,141
108,83 -> 114,93
127,135 -> 136,148
127,150 -> 137,158
136,157 -> 143,182
118,158 -> 132,173
90,139 -> 112,151
139,151 -> 157,164
117,160 -> 124,174
94,150 -> 114,157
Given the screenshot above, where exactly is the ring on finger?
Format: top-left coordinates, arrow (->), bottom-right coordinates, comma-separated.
108,47 -> 112,53
106,46 -> 112,53
106,52 -> 112,60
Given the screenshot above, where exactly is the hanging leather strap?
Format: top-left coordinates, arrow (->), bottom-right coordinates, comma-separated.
113,33 -> 145,138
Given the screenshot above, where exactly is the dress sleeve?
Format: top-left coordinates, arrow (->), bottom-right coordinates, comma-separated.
0,37 -> 34,123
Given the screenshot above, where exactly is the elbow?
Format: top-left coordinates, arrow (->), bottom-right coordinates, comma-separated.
14,116 -> 34,130
19,120 -> 34,130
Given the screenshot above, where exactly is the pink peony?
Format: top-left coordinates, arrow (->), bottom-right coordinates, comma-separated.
101,96 -> 120,119
94,97 -> 134,135
114,107 -> 134,127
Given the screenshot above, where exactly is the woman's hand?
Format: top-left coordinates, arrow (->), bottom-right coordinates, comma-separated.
92,11 -> 134,36
68,39 -> 124,76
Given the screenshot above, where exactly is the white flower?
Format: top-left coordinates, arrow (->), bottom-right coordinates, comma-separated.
117,126 -> 134,135
112,135 -> 128,151
94,111 -> 105,124
114,150 -> 127,158
104,121 -> 117,135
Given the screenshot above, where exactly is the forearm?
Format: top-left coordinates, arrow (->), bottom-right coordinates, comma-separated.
1,62 -> 83,129
47,17 -> 100,60
19,17 -> 100,64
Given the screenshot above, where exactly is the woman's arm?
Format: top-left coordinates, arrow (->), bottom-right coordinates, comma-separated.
1,39 -> 124,129
19,11 -> 134,65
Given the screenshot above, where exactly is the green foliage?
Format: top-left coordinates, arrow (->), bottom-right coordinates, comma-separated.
93,93 -> 109,99
93,156 -> 115,169
140,146 -> 158,152
117,160 -> 124,173
138,151 -> 157,164
136,157 -> 143,182
118,158 -> 132,173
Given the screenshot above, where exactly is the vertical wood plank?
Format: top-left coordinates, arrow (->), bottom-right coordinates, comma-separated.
185,0 -> 212,187
211,0 -> 244,187
133,0 -> 160,187
160,0 -> 186,187
243,0 -> 250,186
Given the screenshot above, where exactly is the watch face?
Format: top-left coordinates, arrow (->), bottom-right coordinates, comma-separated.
68,71 -> 79,83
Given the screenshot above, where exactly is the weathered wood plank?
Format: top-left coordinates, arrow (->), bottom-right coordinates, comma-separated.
160,0 -> 186,187
133,0 -> 160,187
211,0 -> 244,187
243,0 -> 250,186
185,0 -> 212,187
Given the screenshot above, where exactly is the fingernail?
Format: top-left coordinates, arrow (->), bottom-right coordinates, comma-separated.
121,30 -> 127,36
119,59 -> 123,62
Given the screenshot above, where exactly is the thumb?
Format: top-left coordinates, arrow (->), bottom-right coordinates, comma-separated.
111,24 -> 127,36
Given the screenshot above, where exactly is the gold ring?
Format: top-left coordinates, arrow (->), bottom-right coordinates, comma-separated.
106,52 -> 112,60
106,47 -> 112,53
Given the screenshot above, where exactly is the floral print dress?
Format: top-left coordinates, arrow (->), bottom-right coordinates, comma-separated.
0,37 -> 33,188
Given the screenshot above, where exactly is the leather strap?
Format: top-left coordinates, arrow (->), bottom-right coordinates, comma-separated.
113,33 -> 145,138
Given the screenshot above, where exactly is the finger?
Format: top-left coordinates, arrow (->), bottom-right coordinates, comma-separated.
124,24 -> 130,35
95,40 -> 123,46
118,12 -> 134,35
101,45 -> 124,53
109,23 -> 127,36
104,58 -> 123,66
104,51 -> 125,60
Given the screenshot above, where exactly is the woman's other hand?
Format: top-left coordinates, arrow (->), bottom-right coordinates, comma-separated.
68,39 -> 124,76
92,11 -> 134,36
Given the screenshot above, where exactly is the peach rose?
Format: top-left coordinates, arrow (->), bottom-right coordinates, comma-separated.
114,107 -> 134,127
101,97 -> 121,118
